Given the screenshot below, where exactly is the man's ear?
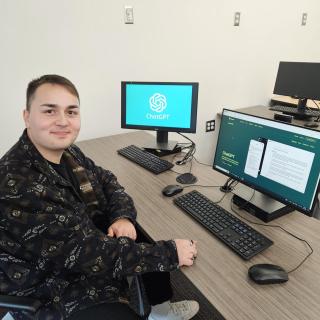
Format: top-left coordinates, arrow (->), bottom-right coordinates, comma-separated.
23,109 -> 30,128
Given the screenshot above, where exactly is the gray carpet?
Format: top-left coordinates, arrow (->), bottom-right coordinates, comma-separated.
170,270 -> 225,320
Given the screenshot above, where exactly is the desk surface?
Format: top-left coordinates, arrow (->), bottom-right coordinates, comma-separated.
77,129 -> 320,320
271,94 -> 320,109
239,104 -> 320,132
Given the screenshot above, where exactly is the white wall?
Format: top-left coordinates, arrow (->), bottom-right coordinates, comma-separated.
1,0 -> 319,163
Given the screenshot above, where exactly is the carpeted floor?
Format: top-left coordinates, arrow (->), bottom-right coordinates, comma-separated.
171,270 -> 225,320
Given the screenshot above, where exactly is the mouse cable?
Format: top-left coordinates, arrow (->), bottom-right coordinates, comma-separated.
182,184 -> 220,189
169,147 -> 194,175
177,133 -> 196,165
192,156 -> 211,167
229,189 -> 313,274
183,185 -> 228,204
220,178 -> 238,193
183,182 -> 237,204
169,156 -> 193,175
174,147 -> 195,165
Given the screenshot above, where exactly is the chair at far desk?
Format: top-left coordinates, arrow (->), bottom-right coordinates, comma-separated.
76,129 -> 320,320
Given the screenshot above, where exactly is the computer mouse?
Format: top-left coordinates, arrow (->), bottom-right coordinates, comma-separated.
162,185 -> 183,197
248,264 -> 289,285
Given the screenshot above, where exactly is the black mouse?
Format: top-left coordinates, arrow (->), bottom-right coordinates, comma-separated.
162,185 -> 183,197
248,264 -> 289,285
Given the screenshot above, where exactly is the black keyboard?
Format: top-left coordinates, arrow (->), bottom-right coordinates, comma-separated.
174,190 -> 273,260
117,145 -> 174,174
270,105 -> 320,117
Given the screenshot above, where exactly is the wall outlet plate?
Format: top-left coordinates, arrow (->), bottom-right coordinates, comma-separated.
234,12 -> 241,26
301,13 -> 307,26
206,120 -> 215,132
124,6 -> 134,24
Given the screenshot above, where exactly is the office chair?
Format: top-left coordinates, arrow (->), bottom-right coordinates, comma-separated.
0,294 -> 41,320
0,275 -> 147,320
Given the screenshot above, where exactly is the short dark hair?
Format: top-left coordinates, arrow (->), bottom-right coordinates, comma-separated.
26,74 -> 80,110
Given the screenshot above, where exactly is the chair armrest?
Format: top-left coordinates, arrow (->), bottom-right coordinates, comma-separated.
0,295 -> 42,313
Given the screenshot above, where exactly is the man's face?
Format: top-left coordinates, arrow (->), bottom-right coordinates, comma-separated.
23,83 -> 81,162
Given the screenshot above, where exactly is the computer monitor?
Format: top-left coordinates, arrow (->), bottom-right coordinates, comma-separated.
273,61 -> 320,119
121,81 -> 198,153
213,109 -> 320,220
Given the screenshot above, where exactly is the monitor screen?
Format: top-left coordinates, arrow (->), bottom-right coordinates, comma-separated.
121,81 -> 198,132
213,109 -> 320,215
273,61 -> 320,101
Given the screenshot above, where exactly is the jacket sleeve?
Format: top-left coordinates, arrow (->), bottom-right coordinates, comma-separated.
0,153 -> 179,279
69,145 -> 137,225
0,190 -> 179,279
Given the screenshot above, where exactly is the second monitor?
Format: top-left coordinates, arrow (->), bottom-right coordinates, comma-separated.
121,81 -> 199,153
213,109 -> 320,220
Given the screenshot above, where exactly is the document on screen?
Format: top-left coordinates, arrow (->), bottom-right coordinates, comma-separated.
244,140 -> 265,178
260,140 -> 314,193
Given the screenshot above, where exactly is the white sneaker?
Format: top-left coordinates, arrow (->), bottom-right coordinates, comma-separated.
148,300 -> 199,320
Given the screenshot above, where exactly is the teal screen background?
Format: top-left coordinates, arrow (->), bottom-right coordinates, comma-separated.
126,84 -> 193,128
214,110 -> 320,211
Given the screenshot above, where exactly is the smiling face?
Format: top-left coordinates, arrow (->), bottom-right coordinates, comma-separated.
23,83 -> 81,163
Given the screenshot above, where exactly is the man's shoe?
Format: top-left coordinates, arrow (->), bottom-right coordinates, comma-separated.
148,300 -> 199,320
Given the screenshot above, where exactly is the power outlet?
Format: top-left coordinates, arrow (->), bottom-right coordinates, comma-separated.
124,6 -> 134,24
301,13 -> 307,26
206,120 -> 215,132
234,12 -> 241,26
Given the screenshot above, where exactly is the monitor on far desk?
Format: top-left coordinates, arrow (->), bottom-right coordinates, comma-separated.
213,109 -> 320,221
272,61 -> 320,120
121,81 -> 199,155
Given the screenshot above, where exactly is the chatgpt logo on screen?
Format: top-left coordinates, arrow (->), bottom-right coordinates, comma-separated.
146,93 -> 170,120
149,93 -> 167,112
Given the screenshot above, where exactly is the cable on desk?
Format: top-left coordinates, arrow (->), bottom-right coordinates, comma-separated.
181,183 -> 230,204
182,184 -> 221,189
229,188 -> 313,274
192,156 -> 211,167
176,133 -> 196,166
312,100 -> 320,122
168,133 -> 196,178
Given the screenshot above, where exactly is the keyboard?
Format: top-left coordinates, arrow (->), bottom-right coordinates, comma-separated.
270,105 -> 320,117
117,145 -> 174,174
174,190 -> 273,260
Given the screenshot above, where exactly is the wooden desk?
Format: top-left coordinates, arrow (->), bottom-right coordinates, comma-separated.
77,131 -> 320,320
271,94 -> 320,109
238,105 -> 320,131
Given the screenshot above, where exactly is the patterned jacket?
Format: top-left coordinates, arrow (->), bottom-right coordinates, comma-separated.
0,130 -> 179,319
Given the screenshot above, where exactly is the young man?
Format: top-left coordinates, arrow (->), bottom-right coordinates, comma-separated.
0,75 -> 199,320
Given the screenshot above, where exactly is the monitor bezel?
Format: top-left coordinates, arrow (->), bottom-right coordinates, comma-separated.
121,81 -> 199,133
213,108 -> 320,216
273,61 -> 320,101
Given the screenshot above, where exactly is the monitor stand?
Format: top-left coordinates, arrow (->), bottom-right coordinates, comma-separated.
143,131 -> 180,156
232,184 -> 294,222
292,98 -> 312,120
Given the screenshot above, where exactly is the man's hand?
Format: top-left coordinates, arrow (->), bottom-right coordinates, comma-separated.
174,239 -> 198,267
107,218 -> 137,240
